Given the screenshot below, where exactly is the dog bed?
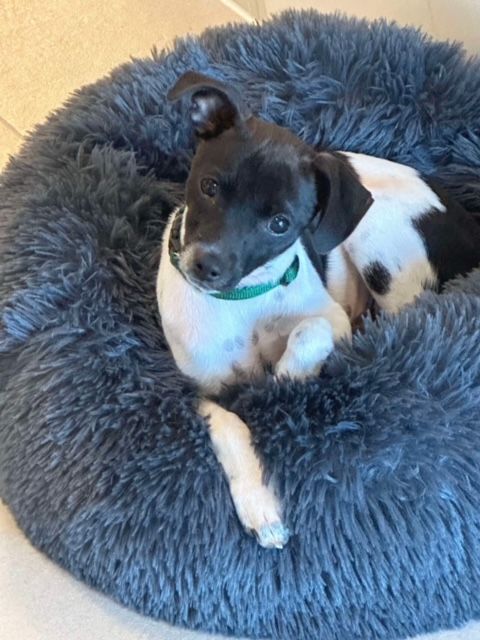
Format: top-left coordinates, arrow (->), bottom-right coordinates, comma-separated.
1,10 -> 480,640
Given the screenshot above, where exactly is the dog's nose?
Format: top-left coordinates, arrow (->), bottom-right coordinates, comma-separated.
191,246 -> 223,282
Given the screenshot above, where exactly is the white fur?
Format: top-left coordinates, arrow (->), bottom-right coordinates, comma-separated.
158,210 -> 350,394
275,316 -> 334,379
326,245 -> 371,318
179,205 -> 188,245
199,400 -> 286,549
331,152 -> 442,313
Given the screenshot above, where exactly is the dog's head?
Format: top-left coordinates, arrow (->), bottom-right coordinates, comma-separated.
168,71 -> 373,292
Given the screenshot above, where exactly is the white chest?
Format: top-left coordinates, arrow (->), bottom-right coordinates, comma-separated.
157,226 -> 332,394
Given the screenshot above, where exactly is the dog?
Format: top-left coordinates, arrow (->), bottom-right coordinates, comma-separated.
157,71 -> 480,549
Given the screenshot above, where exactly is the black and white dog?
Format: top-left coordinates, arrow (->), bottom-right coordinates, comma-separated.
157,71 -> 480,549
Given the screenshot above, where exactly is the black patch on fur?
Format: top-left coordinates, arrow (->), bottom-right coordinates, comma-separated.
308,151 -> 373,255
414,180 -> 480,286
363,261 -> 392,295
301,230 -> 328,284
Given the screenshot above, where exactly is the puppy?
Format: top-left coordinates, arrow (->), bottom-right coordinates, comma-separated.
157,71 -> 480,549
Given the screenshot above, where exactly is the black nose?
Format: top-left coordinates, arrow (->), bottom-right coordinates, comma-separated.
190,246 -> 223,282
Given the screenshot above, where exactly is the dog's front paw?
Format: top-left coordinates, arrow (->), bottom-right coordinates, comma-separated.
230,480 -> 290,549
275,317 -> 334,380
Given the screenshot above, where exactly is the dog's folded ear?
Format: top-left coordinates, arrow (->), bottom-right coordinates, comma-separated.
307,152 -> 374,254
168,71 -> 250,138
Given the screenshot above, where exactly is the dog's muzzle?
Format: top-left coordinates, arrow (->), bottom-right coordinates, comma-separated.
168,205 -> 300,301
168,206 -> 233,291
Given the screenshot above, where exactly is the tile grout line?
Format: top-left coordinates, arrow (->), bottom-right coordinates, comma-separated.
219,0 -> 256,22
0,115 -> 23,139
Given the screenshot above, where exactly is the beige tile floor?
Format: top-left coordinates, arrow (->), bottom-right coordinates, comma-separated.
1,2 -> 480,639
0,0 -> 242,169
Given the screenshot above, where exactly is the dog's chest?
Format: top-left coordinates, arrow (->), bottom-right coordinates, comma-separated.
212,305 -> 296,385
158,247 -> 329,393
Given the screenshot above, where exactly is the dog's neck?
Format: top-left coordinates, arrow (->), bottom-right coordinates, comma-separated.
168,205 -> 301,300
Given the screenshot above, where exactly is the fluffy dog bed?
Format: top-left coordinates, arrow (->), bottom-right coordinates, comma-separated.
1,10 -> 480,640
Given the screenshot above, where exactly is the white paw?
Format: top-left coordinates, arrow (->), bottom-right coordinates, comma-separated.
230,479 -> 290,549
275,317 -> 334,380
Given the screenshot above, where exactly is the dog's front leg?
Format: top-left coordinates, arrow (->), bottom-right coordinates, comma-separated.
275,303 -> 351,380
199,400 -> 290,549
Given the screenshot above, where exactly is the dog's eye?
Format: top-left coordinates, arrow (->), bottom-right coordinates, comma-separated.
200,178 -> 218,198
268,215 -> 290,235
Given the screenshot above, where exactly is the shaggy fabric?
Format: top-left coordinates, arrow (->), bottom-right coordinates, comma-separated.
1,10 -> 480,640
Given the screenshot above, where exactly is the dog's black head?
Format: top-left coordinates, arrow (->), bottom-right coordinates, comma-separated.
168,71 -> 373,292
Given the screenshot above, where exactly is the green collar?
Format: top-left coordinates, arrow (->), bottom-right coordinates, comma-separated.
170,250 -> 300,304
168,207 -> 299,300
170,251 -> 299,301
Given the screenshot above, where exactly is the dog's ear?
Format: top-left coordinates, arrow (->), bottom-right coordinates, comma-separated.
307,153 -> 373,254
168,71 -> 250,138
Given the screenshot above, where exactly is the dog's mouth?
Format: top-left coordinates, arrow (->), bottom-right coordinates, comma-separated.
180,267 -> 242,294
170,212 -> 245,292
169,205 -> 299,297
175,243 -> 272,294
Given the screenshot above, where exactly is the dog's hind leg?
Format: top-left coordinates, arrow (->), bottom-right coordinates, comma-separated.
199,400 -> 290,549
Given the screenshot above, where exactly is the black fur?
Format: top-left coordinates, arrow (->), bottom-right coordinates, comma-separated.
415,180 -> 480,286
167,70 -> 251,138
363,261 -> 392,296
310,151 -> 373,254
168,73 -> 373,291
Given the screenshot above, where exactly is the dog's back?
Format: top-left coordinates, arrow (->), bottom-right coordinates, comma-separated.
322,152 -> 480,315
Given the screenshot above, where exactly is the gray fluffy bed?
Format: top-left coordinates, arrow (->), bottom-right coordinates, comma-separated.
1,10 -> 480,640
